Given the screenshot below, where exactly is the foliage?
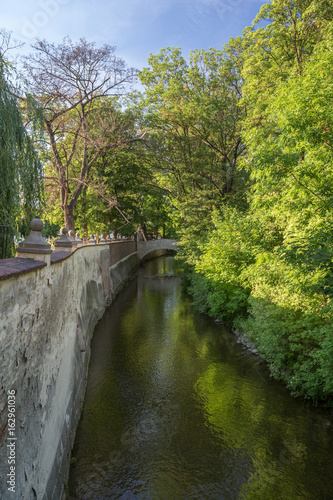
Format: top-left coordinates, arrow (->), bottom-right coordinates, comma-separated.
185,207 -> 282,323
241,0 -> 333,130
23,37 -> 139,230
181,3 -> 333,403
0,31 -> 43,256
139,45 -> 247,259
41,220 -> 60,239
68,135 -> 177,239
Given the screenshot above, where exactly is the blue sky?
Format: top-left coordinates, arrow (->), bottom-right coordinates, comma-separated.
2,0 -> 268,70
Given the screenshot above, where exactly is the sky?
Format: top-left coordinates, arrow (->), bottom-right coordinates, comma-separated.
1,0 -> 268,70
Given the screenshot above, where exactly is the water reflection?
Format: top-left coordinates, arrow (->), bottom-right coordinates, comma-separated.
69,257 -> 333,499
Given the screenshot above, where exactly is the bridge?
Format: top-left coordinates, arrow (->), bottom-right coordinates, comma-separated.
137,239 -> 178,261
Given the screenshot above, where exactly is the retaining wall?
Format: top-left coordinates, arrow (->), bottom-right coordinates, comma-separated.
0,241 -> 138,500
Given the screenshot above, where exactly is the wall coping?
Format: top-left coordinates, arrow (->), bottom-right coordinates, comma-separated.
0,257 -> 47,281
0,239 -> 175,282
0,240 -> 136,280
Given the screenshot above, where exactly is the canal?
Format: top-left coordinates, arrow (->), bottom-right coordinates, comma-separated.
68,256 -> 333,499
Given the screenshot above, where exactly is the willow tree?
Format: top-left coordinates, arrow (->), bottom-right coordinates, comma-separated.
23,37 -> 140,230
0,31 -> 43,256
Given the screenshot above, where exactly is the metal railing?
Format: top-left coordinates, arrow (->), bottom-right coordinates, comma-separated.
0,225 -> 10,259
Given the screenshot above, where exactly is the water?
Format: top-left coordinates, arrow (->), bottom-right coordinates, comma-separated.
68,256 -> 333,499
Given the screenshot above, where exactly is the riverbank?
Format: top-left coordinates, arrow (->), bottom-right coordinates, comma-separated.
182,266 -> 333,406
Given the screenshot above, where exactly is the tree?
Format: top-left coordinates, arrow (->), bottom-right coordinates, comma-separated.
138,46 -> 246,260
241,0 -> 333,135
140,47 -> 244,194
173,2 -> 333,402
72,135 -> 176,240
0,31 -> 43,256
23,37 -> 140,230
240,1 -> 333,251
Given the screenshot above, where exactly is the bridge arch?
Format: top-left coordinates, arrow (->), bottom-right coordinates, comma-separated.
137,239 -> 178,261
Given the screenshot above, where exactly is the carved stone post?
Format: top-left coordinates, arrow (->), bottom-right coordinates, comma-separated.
54,227 -> 73,252
75,232 -> 83,247
87,235 -> 96,245
68,229 -> 78,249
16,219 -> 52,263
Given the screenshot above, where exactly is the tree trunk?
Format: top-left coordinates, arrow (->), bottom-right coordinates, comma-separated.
64,205 -> 75,231
82,224 -> 88,242
141,231 -> 147,241
143,224 -> 147,240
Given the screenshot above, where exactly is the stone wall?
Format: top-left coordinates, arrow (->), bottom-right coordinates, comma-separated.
0,241 -> 137,500
109,240 -> 137,266
109,252 -> 139,297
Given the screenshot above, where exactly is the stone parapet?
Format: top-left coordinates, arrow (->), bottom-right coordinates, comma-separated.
0,241 -> 138,499
0,258 -> 47,281
137,239 -> 178,261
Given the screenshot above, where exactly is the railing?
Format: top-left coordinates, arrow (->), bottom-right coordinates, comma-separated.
0,225 -> 10,259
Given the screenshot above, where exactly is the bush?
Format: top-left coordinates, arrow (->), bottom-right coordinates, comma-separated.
183,208 -> 333,403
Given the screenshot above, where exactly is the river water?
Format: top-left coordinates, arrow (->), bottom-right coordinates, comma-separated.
68,256 -> 333,499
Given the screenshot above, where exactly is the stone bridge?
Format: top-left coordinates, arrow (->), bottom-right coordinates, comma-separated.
137,239 -> 178,260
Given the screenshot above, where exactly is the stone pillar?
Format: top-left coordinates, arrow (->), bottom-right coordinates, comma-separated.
87,235 -> 96,245
16,219 -> 52,263
99,235 -> 106,244
68,229 -> 78,249
54,227 -> 73,252
75,233 -> 83,247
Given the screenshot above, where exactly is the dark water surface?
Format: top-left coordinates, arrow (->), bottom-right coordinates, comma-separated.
68,256 -> 333,499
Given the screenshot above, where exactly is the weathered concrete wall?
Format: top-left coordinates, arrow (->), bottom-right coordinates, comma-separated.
109,252 -> 139,297
109,240 -> 137,266
0,242 -> 137,500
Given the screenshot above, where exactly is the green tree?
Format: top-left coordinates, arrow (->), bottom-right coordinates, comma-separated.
180,2 -> 333,402
139,45 -> 246,261
72,136 -> 176,240
0,31 -> 43,256
242,0 -> 333,136
23,38 -> 140,230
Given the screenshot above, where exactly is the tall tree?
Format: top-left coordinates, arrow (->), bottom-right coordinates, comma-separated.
23,37 -> 140,230
241,0 -> 333,134
71,136 -> 176,240
139,46 -> 246,258
0,31 -> 43,255
183,5 -> 333,402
